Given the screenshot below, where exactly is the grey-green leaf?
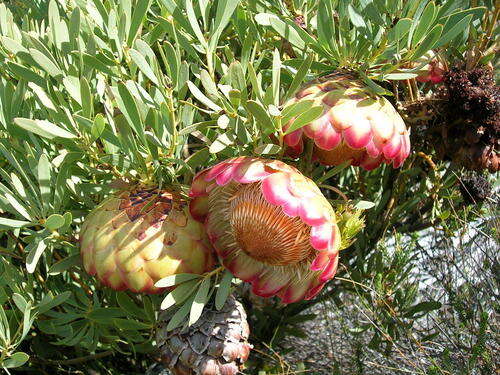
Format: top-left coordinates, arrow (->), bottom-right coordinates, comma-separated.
215,270 -> 233,310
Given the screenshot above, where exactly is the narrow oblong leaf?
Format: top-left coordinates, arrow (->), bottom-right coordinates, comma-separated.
14,118 -> 76,139
0,217 -> 32,229
127,0 -> 152,45
48,254 -> 80,275
166,296 -> 194,331
284,105 -> 323,135
160,279 -> 198,310
26,238 -> 48,273
246,100 -> 274,134
129,48 -> 159,85
37,291 -> 71,314
189,277 -> 210,326
187,81 -> 222,112
38,154 -> 52,213
215,270 -> 233,310
155,273 -> 201,288
284,54 -> 313,101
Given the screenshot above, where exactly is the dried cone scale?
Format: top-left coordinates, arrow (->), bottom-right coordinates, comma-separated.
156,295 -> 251,375
284,71 -> 411,170
189,157 -> 341,303
80,188 -> 215,293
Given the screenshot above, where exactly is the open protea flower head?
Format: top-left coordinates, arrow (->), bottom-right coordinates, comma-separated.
189,157 -> 341,303
283,71 -> 411,170
80,188 -> 215,294
157,295 -> 251,375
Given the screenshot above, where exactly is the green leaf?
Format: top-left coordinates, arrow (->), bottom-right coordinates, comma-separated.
80,77 -> 92,118
0,217 -> 32,229
0,36 -> 28,55
91,114 -> 106,141
127,0 -> 152,45
209,132 -> 236,154
166,295 -> 194,331
38,154 -> 51,213
388,18 -> 412,43
28,83 -> 56,112
81,53 -> 117,76
116,293 -> 144,319
353,200 -> 376,210
12,293 -> 28,312
383,73 -> 419,80
4,193 -> 32,221
48,254 -> 80,275
129,48 -> 159,85
269,18 -> 305,49
347,4 -> 366,28
435,14 -> 472,47
14,118 -> 76,139
44,214 -> 65,230
155,273 -> 201,288
26,237 -> 48,273
37,291 -> 71,314
185,0 -> 207,49
284,54 -> 313,101
215,270 -> 233,310
29,48 -> 62,77
2,352 -> 29,368
187,81 -> 222,112
254,144 -> 281,155
410,24 -> 443,60
116,82 -> 145,142
282,99 -> 315,124
189,277 -> 210,326
113,318 -> 151,330
209,0 -> 241,50
271,49 -> 281,106
412,1 -> 437,46
246,100 -> 274,134
283,105 -> 323,135
7,62 -> 46,87
160,279 -> 198,310
10,174 -> 26,200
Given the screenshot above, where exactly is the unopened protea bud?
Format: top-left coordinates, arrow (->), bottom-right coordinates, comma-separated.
189,157 -> 344,303
156,295 -> 252,375
80,187 -> 215,294
415,52 -> 445,84
283,71 -> 410,170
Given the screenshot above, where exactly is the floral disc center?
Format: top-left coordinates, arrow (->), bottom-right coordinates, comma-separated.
228,183 -> 314,266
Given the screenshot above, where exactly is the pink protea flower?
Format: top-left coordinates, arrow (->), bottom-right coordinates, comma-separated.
189,157 -> 342,304
283,72 -> 411,170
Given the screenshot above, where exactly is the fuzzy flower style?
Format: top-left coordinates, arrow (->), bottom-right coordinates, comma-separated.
189,157 -> 341,303
283,72 -> 411,170
80,188 -> 215,294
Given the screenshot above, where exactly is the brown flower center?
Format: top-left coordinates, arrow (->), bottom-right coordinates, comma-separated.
228,183 -> 314,266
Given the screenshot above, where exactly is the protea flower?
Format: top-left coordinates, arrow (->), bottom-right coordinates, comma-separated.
80,188 -> 215,294
189,157 -> 342,303
283,72 -> 410,170
156,295 -> 251,375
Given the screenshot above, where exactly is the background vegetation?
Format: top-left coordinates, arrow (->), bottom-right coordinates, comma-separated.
0,0 -> 497,374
